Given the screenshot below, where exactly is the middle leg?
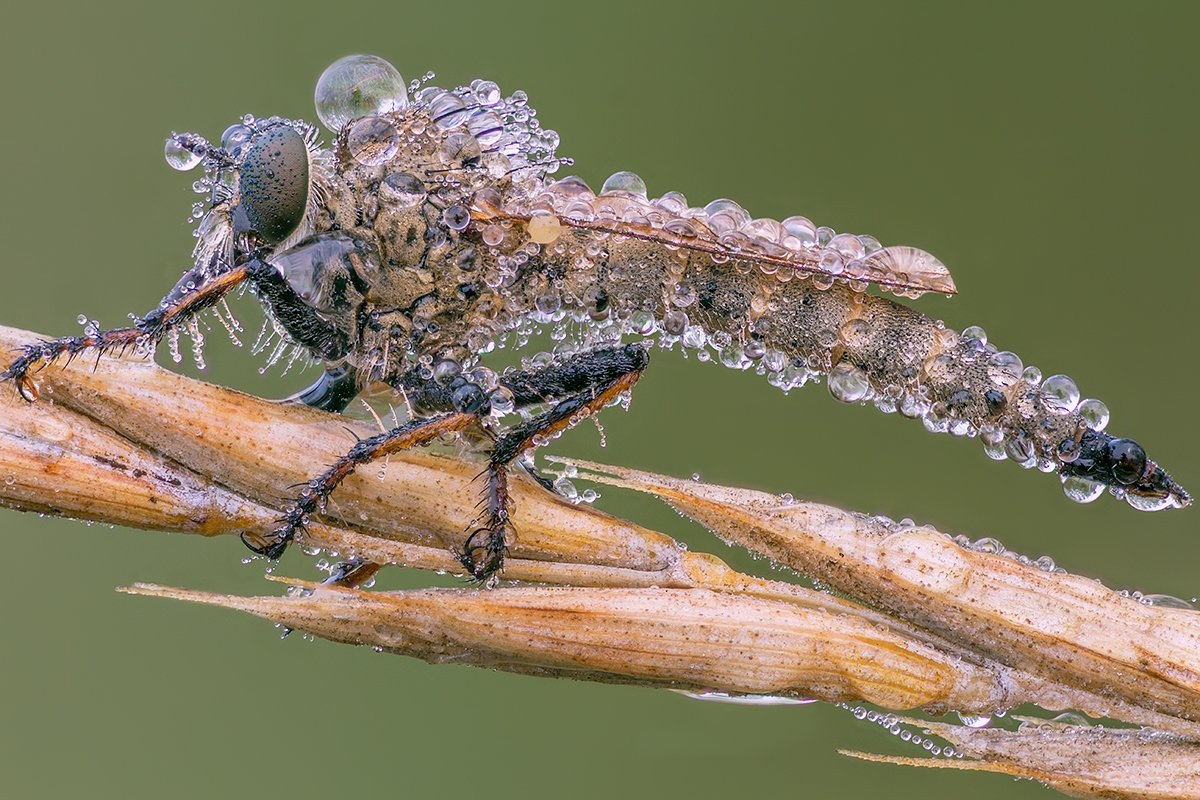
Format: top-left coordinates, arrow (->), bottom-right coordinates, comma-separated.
461,343 -> 649,581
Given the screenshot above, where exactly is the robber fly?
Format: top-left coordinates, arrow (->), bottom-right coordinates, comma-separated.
2,55 -> 1189,581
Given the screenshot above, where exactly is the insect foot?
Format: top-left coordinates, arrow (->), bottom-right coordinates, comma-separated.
459,517 -> 513,584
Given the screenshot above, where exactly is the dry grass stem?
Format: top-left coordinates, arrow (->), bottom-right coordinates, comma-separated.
2,323 -> 1198,798
841,717 -> 1200,799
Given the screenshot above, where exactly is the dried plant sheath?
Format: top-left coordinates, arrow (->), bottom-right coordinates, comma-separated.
565,460 -> 1200,728
121,582 -> 1013,712
843,718 -> 1200,800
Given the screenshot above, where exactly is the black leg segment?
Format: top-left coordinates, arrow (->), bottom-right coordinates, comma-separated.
459,343 -> 649,581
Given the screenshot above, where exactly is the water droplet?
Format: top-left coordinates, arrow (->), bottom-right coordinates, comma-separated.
1125,492 -> 1176,511
220,124 -> 252,157
818,250 -> 844,276
488,386 -> 515,416
345,115 -> 400,166
428,91 -> 468,128
473,80 -> 502,106
443,204 -> 471,231
781,216 -> 816,247
553,476 -> 579,500
1141,593 -> 1196,610
314,54 -> 408,133
481,224 -> 505,246
1061,473 -> 1105,503
987,351 -> 1023,387
600,171 -> 648,198
380,172 -> 426,207
962,325 -> 987,346
526,212 -> 563,244
629,310 -> 656,335
1041,374 -> 1080,413
164,136 -> 203,171
467,110 -> 504,146
828,363 -> 870,403
1077,398 -> 1109,431
662,309 -> 688,336
956,712 -> 993,728
683,691 -> 817,706
839,318 -> 871,349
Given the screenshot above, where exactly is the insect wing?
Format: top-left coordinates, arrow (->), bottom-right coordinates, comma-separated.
482,182 -> 957,296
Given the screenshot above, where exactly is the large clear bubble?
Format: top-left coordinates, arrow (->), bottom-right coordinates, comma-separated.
314,54 -> 408,133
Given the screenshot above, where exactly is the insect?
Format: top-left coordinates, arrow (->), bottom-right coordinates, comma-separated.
2,54 -> 1189,581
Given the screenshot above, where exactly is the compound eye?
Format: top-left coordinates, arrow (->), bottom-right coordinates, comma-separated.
234,125 -> 311,244
1107,438 -> 1147,485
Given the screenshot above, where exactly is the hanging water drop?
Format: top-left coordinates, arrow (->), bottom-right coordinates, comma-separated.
164,136 -> 203,171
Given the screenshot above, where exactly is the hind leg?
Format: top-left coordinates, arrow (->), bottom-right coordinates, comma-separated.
461,344 -> 649,581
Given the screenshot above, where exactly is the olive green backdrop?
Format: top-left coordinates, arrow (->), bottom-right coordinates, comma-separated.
0,2 -> 1195,798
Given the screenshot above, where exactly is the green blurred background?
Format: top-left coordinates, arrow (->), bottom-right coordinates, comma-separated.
0,2 -> 1195,798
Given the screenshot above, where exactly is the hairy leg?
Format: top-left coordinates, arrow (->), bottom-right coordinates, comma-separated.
461,344 -> 649,581
2,260 -> 249,400
241,411 -> 476,559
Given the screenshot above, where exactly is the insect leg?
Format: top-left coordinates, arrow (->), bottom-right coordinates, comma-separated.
461,343 -> 650,582
241,411 -> 475,559
2,261 -> 249,401
243,256 -> 353,362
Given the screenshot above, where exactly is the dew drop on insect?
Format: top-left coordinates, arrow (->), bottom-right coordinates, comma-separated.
828,363 -> 870,403
473,79 -> 502,106
1021,365 -> 1042,385
1125,492 -> 1175,511
1077,398 -> 1110,431
482,224 -> 507,247
489,386 -> 515,416
629,310 -> 657,335
221,123 -> 253,156
535,293 -> 561,316
1041,374 -> 1080,413
428,91 -> 468,129
164,136 -> 203,171
443,204 -> 471,231
962,325 -> 987,346
1061,473 -> 1105,504
380,173 -> 426,207
346,115 -> 400,166
600,171 -> 648,198
818,250 -> 844,276
527,213 -> 563,244
987,351 -> 1023,387
467,110 -> 504,146
314,54 -> 408,133
662,309 -> 688,336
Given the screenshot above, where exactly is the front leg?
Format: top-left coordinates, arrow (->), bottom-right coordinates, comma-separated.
2,258 -> 248,400
461,344 -> 649,582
